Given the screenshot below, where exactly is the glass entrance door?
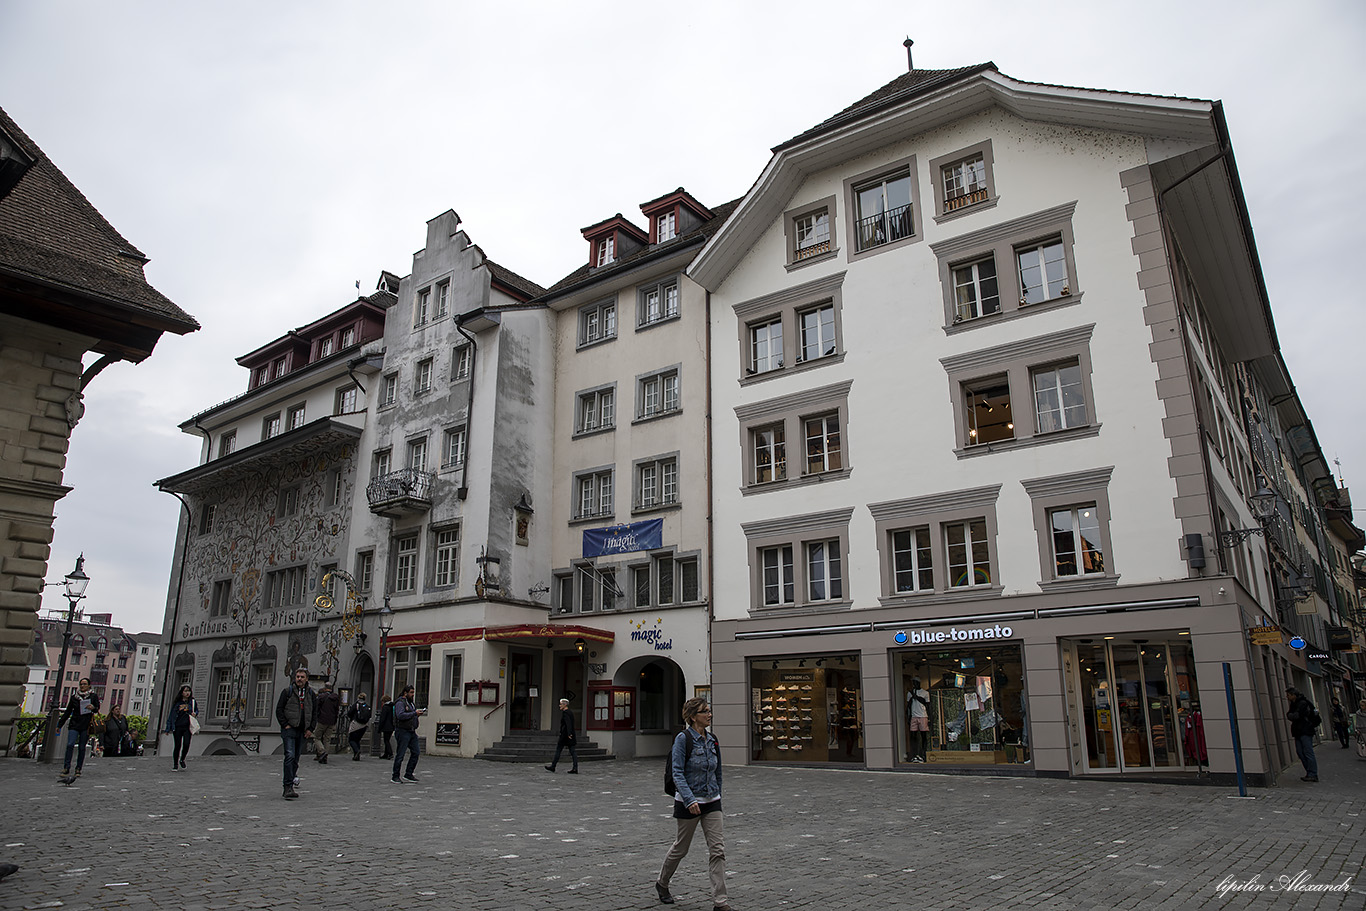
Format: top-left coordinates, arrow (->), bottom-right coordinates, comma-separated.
1070,638 -> 1197,773
509,652 -> 538,730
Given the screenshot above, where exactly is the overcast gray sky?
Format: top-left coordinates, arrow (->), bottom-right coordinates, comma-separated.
3,0 -> 1363,635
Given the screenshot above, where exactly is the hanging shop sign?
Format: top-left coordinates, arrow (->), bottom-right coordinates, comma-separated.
1307,650 -> 1331,662
1288,636 -> 1307,651
1326,626 -> 1353,650
1248,625 -> 1284,646
583,518 -> 663,557
893,623 -> 1014,645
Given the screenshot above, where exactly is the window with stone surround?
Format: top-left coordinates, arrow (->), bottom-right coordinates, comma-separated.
869,484 -> 1003,603
735,271 -> 845,385
929,139 -> 999,223
736,380 -> 852,493
1021,467 -> 1118,589
741,507 -> 854,612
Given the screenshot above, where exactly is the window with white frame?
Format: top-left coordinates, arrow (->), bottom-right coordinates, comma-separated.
319,336 -> 334,358
355,550 -> 374,592
433,526 -> 459,587
639,279 -> 679,327
381,373 -> 398,407
209,578 -> 231,616
212,667 -> 232,718
407,437 -> 428,472
793,209 -> 830,261
287,403 -> 306,431
636,455 -> 679,509
335,385 -> 358,414
738,380 -> 852,492
891,527 -> 934,593
749,318 -> 783,374
848,159 -> 918,255
414,358 -> 433,395
803,413 -> 842,475
630,554 -> 700,608
252,665 -> 273,718
555,573 -> 573,613
277,485 -> 301,517
952,256 -> 1000,323
414,288 -> 431,326
272,357 -> 287,379
930,202 -> 1080,331
797,303 -> 836,363
806,539 -> 843,601
576,386 -> 615,434
263,565 -> 307,608
735,272 -> 845,383
373,449 -> 392,479
941,324 -> 1097,456
452,344 -> 472,381
945,519 -> 991,588
929,140 -> 998,221
434,280 -> 450,319
743,507 -> 853,611
596,236 -> 615,266
199,503 -> 217,536
442,425 -> 466,468
638,368 -> 680,419
394,533 -> 419,593
578,299 -> 617,347
341,326 -> 355,347
1021,467 -> 1117,587
262,413 -> 282,440
1032,360 -> 1087,434
442,653 -> 464,703
870,484 -> 1002,600
218,431 -> 236,458
655,211 -> 676,243
574,468 -> 614,520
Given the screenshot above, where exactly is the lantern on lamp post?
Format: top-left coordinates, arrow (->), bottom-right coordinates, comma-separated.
41,555 -> 90,764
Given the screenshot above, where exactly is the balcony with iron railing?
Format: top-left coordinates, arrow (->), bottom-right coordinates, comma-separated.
854,203 -> 914,251
366,467 -> 436,518
944,187 -> 990,213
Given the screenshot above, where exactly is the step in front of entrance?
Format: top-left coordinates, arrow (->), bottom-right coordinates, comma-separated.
476,731 -> 613,763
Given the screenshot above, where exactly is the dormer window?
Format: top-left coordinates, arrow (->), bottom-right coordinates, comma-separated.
596,236 -> 616,266
319,337 -> 334,358
341,327 -> 355,347
656,211 -> 676,243
254,367 -> 268,388
272,358 -> 287,379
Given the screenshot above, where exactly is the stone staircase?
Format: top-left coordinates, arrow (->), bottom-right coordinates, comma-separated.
475,729 -> 613,764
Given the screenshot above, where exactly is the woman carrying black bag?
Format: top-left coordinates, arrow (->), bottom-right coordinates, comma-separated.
346,693 -> 372,760
101,704 -> 133,758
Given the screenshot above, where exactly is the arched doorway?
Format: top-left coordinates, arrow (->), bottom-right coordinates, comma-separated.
350,653 -> 375,702
615,656 -> 686,734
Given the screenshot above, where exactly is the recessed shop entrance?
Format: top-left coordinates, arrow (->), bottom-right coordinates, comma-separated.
1063,635 -> 1201,773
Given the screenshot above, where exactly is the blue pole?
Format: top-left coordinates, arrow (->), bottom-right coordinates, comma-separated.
1223,662 -> 1246,797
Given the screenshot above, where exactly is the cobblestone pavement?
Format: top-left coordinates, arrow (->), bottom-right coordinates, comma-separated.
1,740 -> 1364,911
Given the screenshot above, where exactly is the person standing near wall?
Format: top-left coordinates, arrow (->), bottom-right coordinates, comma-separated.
1286,687 -> 1319,783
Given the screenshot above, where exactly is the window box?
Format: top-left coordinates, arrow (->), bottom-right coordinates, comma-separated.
929,140 -> 999,224
783,195 -> 839,270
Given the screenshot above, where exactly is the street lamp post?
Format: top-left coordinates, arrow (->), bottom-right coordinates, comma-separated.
371,597 -> 394,756
41,555 -> 90,764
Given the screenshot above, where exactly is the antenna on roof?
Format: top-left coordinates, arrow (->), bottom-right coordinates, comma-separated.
903,37 -> 914,72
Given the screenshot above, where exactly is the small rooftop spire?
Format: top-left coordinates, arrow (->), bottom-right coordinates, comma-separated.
903,37 -> 914,72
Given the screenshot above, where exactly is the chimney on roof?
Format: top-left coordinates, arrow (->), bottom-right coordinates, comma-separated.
903,37 -> 914,72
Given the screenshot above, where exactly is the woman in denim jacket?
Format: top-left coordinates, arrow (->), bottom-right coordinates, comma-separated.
655,697 -> 732,911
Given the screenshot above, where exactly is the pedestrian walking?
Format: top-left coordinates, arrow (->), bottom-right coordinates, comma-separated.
655,697 -> 732,911
377,695 -> 395,759
57,677 -> 100,778
346,693 -> 372,760
164,685 -> 199,771
313,682 -> 342,764
544,697 -> 579,774
101,703 -> 133,758
1354,698 -> 1366,760
275,668 -> 315,800
1285,687 -> 1319,782
1330,697 -> 1349,748
391,685 -> 423,783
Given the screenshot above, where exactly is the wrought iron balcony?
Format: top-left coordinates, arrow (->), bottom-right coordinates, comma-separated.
366,468 -> 436,517
854,203 -> 913,251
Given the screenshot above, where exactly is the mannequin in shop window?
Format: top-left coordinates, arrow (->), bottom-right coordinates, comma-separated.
906,677 -> 929,763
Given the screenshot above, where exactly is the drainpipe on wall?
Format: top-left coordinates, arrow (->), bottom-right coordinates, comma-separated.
454,319 -> 478,501
704,289 -> 716,696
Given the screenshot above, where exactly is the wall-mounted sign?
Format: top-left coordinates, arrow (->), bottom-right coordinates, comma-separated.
583,518 -> 663,557
435,723 -> 461,746
893,624 -> 1014,645
1249,626 -> 1283,646
1307,651 -> 1331,662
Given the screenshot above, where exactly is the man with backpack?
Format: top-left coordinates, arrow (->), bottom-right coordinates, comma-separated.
1286,687 -> 1319,782
655,697 -> 731,911
346,692 -> 372,760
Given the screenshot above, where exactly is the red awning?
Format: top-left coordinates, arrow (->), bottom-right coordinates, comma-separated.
385,627 -> 484,649
482,623 -> 614,645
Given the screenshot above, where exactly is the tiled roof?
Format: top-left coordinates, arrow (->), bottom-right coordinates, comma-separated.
485,258 -> 546,301
774,64 -> 998,152
0,106 -> 198,331
542,197 -> 742,297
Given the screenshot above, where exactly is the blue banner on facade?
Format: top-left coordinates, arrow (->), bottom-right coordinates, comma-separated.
583,519 -> 663,557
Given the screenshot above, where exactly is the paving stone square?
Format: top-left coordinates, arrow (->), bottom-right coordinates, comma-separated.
1,743 -> 1364,910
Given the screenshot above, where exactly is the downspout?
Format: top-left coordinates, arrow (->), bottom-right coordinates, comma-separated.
703,289 -> 715,696
455,320 -> 478,500
155,487 -> 195,755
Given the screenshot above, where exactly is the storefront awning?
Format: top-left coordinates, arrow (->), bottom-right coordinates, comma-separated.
483,623 -> 614,645
386,623 -> 615,650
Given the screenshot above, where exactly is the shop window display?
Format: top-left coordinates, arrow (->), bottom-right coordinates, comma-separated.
748,656 -> 863,763
897,646 -> 1027,765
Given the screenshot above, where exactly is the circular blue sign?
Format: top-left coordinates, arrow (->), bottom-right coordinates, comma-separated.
1289,636 -> 1306,650
893,630 -> 908,644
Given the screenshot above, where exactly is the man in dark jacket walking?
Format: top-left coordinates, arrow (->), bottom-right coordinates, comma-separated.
1286,687 -> 1319,782
544,697 -> 578,774
376,695 -> 395,759
313,682 -> 342,763
275,668 -> 315,799
391,685 -> 423,783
